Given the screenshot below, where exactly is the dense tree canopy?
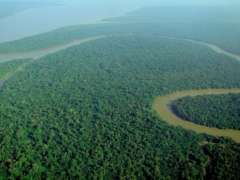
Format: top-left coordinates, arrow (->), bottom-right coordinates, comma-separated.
0,58 -> 32,81
204,142 -> 240,180
172,93 -> 240,129
0,35 -> 240,179
0,7 -> 240,55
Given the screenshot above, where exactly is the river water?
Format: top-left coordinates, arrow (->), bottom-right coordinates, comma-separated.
0,36 -> 104,63
0,32 -> 240,142
151,36 -> 240,142
153,89 -> 240,143
1,34 -> 240,63
163,36 -> 240,61
0,1 -> 142,43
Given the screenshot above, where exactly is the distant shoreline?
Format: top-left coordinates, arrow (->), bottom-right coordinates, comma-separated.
0,2 -> 136,43
1,34 -> 240,63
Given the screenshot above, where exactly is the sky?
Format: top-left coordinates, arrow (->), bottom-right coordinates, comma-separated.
1,0 -> 240,5
141,0 -> 240,5
60,0 -> 239,5
57,0 -> 240,6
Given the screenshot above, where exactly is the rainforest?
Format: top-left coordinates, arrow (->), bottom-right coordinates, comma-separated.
172,93 -> 240,130
0,5 -> 240,180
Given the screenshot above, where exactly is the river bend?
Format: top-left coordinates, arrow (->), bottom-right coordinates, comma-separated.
153,89 -> 240,143
0,35 -> 240,142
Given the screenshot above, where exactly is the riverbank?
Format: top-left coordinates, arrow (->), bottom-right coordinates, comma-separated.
0,63 -> 30,91
153,89 -> 240,143
1,34 -> 240,63
1,34 -> 240,143
0,1 -> 139,43
0,36 -> 104,63
161,36 -> 240,61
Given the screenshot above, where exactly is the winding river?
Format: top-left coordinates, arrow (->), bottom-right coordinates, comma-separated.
153,89 -> 240,143
1,34 -> 240,63
0,34 -> 240,63
0,34 -> 240,142
162,36 -> 240,61
0,36 -> 105,63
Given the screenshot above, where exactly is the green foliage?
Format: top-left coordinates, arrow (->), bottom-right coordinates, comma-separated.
172,93 -> 240,129
0,58 -> 32,81
104,6 -> 240,55
1,7 -> 240,55
0,35 -> 240,179
204,143 -> 240,180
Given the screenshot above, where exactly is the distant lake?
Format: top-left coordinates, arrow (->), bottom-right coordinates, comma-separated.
0,1 -> 141,43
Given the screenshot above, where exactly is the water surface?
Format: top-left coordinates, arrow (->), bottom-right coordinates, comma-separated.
1,32 -> 240,142
0,1 -> 140,43
1,35 -> 240,63
162,36 -> 240,61
0,36 -> 104,63
153,89 -> 240,142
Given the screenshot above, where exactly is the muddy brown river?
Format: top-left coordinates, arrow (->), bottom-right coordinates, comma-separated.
153,89 -> 240,143
0,36 -> 104,63
0,35 -> 240,142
